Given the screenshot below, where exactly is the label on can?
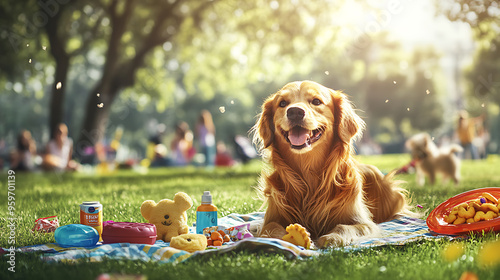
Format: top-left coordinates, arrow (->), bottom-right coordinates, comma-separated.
80,201 -> 103,240
196,211 -> 217,234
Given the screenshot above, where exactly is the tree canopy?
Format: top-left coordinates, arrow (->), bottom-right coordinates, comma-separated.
2,0 -> 487,158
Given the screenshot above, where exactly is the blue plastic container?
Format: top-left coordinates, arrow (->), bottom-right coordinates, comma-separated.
54,224 -> 100,247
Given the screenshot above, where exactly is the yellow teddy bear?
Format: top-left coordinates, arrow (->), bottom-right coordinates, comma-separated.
140,192 -> 193,242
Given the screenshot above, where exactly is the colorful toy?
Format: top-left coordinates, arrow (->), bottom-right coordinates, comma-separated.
169,233 -> 207,253
140,192 -> 193,242
202,223 -> 254,244
32,215 -> 59,233
282,223 -> 312,249
227,223 -> 253,241
203,226 -> 229,246
102,222 -> 157,245
54,224 -> 99,247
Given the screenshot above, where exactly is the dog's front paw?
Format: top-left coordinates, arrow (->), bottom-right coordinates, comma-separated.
317,223 -> 378,248
258,222 -> 287,239
317,233 -> 350,248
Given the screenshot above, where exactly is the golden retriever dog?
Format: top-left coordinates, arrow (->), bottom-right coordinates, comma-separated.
253,81 -> 416,248
405,133 -> 463,186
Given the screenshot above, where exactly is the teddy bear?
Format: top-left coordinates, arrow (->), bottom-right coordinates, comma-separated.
140,192 -> 193,242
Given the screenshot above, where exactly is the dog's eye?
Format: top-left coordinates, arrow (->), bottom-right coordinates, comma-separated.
279,100 -> 287,107
311,98 -> 322,106
164,215 -> 169,219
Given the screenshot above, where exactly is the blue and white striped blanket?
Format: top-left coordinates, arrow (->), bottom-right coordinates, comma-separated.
6,213 -> 456,263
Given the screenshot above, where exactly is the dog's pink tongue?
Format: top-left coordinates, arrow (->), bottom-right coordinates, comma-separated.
288,127 -> 310,146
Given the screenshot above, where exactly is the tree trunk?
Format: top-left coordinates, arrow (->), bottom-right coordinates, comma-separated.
74,79 -> 119,162
48,56 -> 69,139
74,0 -> 198,162
44,3 -> 69,139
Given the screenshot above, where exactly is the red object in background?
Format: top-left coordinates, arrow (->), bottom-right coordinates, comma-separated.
215,152 -> 234,166
426,187 -> 500,235
32,216 -> 59,233
102,222 -> 157,244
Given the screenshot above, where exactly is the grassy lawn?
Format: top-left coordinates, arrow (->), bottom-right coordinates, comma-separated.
1,154 -> 500,279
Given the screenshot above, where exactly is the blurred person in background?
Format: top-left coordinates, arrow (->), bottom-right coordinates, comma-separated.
215,141 -> 234,167
170,121 -> 194,166
196,110 -> 216,166
456,111 -> 483,160
11,130 -> 37,171
42,123 -> 79,171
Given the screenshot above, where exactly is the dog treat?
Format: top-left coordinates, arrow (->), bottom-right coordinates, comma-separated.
481,203 -> 499,213
445,213 -> 457,224
203,226 -> 231,246
444,192 -> 499,225
458,204 -> 475,219
474,211 -> 498,222
482,192 -> 498,204
470,201 -> 482,211
453,217 -> 466,225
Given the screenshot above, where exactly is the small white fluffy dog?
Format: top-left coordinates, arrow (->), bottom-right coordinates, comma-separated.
405,133 -> 463,186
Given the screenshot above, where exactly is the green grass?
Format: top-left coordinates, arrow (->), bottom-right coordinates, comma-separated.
1,155 -> 500,279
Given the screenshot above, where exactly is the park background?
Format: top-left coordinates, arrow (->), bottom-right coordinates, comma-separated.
1,0 -> 499,166
2,1 -> 500,279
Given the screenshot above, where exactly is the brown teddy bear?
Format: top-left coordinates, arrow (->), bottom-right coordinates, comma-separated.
140,192 -> 193,242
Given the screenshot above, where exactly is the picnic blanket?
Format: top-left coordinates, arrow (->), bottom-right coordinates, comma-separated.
5,212 -> 457,264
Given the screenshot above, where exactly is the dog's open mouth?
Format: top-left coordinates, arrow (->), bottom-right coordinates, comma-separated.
281,126 -> 323,149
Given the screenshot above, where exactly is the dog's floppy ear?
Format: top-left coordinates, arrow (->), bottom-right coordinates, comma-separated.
255,95 -> 276,148
330,89 -> 365,144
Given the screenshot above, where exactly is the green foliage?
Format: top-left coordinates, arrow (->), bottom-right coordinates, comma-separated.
1,0 -> 460,155
436,0 -> 500,153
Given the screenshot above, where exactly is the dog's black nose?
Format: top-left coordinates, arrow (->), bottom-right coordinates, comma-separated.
287,107 -> 305,122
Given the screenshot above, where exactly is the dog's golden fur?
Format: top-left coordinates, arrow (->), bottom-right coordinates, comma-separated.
253,81 -> 416,248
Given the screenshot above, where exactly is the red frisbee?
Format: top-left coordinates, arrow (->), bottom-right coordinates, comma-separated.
426,187 -> 500,235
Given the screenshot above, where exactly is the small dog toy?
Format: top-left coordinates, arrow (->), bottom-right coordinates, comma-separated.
54,224 -> 99,247
32,216 -> 59,233
282,223 -> 312,249
227,223 -> 254,241
170,233 -> 207,253
141,192 -> 193,242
